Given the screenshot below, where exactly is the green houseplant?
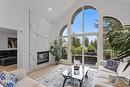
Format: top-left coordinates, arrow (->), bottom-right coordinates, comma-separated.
50,40 -> 62,64
106,25 -> 130,71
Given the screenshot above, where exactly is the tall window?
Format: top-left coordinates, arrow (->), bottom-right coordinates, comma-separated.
59,6 -> 99,65
103,17 -> 123,60
71,6 -> 99,65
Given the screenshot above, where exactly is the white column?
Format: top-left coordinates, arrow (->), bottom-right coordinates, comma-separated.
17,30 -> 23,69
97,12 -> 103,66
82,6 -> 85,66
67,21 -> 72,65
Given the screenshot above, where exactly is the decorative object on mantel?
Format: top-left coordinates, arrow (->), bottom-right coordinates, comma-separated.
50,39 -> 62,64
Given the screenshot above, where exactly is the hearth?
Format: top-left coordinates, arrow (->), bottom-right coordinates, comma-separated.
37,51 -> 49,65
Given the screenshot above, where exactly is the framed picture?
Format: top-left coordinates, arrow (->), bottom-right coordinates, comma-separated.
8,38 -> 17,48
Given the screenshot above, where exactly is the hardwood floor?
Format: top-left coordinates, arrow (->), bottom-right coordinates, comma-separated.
0,64 -> 17,72
28,64 -> 59,80
0,63 -> 60,80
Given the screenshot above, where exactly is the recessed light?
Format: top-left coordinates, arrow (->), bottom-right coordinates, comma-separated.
49,7 -> 52,11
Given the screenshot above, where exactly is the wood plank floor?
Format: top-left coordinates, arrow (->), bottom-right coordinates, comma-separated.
28,64 -> 59,80
0,64 -> 17,72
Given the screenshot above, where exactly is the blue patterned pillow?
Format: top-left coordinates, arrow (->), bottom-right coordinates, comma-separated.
105,59 -> 119,72
0,71 -> 16,87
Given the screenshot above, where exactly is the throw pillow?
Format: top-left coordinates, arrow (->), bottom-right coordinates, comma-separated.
0,71 -> 17,87
105,59 -> 119,72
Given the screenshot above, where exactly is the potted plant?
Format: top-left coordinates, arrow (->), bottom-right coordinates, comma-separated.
50,39 -> 62,64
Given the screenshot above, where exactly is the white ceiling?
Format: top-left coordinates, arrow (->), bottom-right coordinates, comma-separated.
28,0 -> 78,21
26,0 -> 130,21
2,0 -> 130,22
35,0 -> 77,21
114,0 -> 130,3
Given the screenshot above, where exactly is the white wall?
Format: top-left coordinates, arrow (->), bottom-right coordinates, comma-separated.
29,11 -> 54,71
0,28 -> 17,50
0,0 -> 54,72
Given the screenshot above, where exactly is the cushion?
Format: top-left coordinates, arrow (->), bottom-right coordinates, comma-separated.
9,69 -> 26,81
94,78 -> 115,87
0,71 -> 16,87
96,71 -> 117,80
117,62 -> 130,79
98,66 -> 116,74
105,59 -> 119,72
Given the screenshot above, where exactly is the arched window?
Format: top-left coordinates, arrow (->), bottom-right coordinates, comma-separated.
59,6 -> 99,65
60,25 -> 68,60
71,6 -> 99,65
59,25 -> 68,37
103,16 -> 123,60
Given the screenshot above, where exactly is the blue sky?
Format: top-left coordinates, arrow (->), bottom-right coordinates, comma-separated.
63,9 -> 98,42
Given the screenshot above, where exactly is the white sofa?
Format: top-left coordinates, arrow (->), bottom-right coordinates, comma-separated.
92,60 -> 130,87
0,69 -> 46,87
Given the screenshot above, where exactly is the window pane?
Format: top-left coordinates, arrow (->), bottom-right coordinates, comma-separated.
71,36 -> 82,63
62,38 -> 68,60
72,11 -> 83,34
63,27 -> 68,36
84,9 -> 98,32
84,35 -> 97,65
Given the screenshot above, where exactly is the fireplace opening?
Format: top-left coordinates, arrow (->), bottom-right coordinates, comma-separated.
37,51 -> 49,65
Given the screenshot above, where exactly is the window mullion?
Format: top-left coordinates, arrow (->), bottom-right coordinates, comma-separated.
82,6 -> 85,65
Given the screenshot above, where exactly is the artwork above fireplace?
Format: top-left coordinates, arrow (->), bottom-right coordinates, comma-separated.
37,51 -> 49,65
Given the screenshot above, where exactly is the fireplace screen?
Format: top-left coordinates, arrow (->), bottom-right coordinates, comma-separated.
37,51 -> 49,65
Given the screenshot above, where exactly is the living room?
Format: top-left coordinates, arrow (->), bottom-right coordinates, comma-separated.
0,0 -> 130,87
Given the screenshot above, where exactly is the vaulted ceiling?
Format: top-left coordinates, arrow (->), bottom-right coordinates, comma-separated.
1,0 -> 130,23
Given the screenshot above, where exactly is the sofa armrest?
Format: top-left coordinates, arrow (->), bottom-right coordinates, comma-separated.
9,69 -> 26,81
99,60 -> 107,66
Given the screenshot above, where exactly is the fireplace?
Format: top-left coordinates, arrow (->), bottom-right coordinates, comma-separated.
37,51 -> 49,65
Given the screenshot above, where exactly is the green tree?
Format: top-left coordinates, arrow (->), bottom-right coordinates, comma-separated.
71,36 -> 81,47
90,40 -> 94,47
94,39 -> 97,49
85,37 -> 89,47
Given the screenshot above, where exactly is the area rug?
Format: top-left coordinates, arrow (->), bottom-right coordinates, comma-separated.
36,65 -> 97,87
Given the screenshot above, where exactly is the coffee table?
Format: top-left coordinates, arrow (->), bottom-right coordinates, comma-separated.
62,66 -> 89,87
